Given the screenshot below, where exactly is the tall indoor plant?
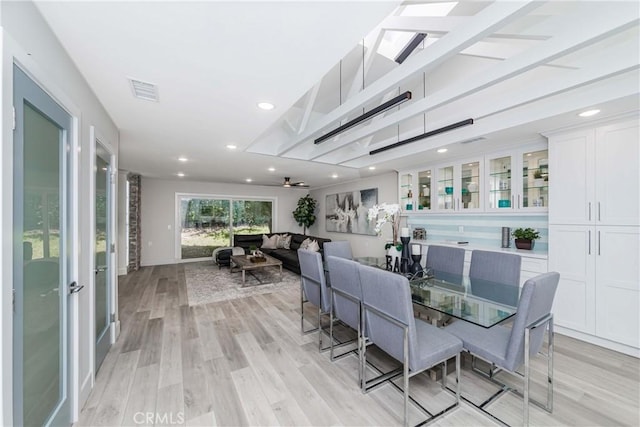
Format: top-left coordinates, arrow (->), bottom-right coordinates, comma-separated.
292,195 -> 317,235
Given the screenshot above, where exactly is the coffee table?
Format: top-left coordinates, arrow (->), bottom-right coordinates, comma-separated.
230,253 -> 283,286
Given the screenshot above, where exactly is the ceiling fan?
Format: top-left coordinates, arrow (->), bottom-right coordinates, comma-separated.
282,177 -> 309,188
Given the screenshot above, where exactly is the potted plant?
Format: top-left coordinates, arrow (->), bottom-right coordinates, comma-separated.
249,244 -> 257,255
512,227 -> 540,250
292,195 -> 317,235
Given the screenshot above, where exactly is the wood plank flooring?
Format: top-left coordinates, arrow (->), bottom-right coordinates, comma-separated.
76,264 -> 640,426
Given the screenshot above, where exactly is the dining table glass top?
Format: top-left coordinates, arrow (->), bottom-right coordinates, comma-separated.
409,270 -> 519,328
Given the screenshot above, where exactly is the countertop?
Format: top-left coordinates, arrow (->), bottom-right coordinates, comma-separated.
411,240 -> 548,260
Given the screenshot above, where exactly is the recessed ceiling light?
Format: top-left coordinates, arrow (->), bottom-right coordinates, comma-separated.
268,167 -> 275,172
257,102 -> 275,111
368,166 -> 376,170
526,153 -> 532,157
245,178 -> 252,182
331,173 -> 338,178
226,144 -> 237,150
178,156 -> 188,162
578,109 -> 600,117
177,172 -> 185,177
437,148 -> 448,153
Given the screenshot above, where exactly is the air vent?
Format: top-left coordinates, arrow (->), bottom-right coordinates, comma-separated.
128,78 -> 159,102
460,137 -> 486,144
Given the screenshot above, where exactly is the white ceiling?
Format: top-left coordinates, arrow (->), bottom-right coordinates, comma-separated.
36,1 -> 639,189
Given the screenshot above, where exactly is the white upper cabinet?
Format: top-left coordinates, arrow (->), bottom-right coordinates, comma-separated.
549,119 -> 639,226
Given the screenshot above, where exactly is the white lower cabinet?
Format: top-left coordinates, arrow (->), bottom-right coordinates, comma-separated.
550,225 -> 639,349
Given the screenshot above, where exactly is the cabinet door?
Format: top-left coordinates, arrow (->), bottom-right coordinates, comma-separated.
487,154 -> 514,211
594,226 -> 640,348
549,225 -> 595,333
549,130 -> 595,224
436,165 -> 455,211
399,172 -> 415,212
417,170 -> 432,211
595,120 -> 640,226
521,149 -> 548,211
460,161 -> 482,211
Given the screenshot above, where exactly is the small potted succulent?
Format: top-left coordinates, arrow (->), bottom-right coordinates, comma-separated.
512,227 -> 540,250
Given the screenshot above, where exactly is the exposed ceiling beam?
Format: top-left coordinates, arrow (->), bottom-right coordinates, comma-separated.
297,81 -> 321,134
327,55 -> 638,165
274,0 -> 542,156
307,3 -> 639,161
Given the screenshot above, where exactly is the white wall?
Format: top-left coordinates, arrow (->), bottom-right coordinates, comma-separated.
0,1 -> 119,424
140,177 -> 308,266
308,171 -> 399,258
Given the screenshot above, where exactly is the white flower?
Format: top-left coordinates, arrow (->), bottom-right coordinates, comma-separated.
368,203 -> 401,237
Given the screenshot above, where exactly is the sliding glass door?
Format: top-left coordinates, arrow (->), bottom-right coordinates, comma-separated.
178,195 -> 273,260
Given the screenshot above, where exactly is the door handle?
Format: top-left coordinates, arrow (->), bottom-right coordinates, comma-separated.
588,230 -> 591,255
69,281 -> 84,294
95,266 -> 107,274
588,202 -> 591,221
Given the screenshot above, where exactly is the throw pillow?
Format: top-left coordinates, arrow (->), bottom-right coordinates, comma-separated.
307,239 -> 320,252
300,237 -> 313,250
261,234 -> 278,249
281,234 -> 292,249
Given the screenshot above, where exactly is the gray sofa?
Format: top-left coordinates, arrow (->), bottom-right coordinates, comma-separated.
233,233 -> 331,274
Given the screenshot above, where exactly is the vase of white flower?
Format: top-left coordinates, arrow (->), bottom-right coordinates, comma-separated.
368,203 -> 402,270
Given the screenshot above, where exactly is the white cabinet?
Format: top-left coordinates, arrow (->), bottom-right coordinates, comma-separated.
434,159 -> 482,212
594,227 -> 640,348
549,120 -> 639,226
548,118 -> 640,351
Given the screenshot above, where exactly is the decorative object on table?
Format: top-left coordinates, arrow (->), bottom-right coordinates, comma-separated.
501,227 -> 511,248
368,202 -> 402,270
292,195 -> 317,235
249,245 -> 258,255
325,188 -> 378,235
413,227 -> 426,240
511,227 -> 540,250
445,186 -> 453,195
409,243 -> 424,277
400,228 -> 411,273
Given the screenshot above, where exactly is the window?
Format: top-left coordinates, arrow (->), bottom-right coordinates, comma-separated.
177,195 -> 274,260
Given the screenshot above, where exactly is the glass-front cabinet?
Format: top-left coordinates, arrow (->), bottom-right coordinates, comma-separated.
460,161 -> 481,210
522,149 -> 548,209
417,170 -> 432,211
486,145 -> 548,212
437,165 -> 455,211
398,142 -> 548,214
399,172 -> 415,212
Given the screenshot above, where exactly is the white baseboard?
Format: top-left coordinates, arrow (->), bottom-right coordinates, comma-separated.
556,326 -> 639,358
79,371 -> 93,412
118,267 -> 127,276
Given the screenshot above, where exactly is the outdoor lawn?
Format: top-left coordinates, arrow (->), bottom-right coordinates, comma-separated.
180,225 -> 270,259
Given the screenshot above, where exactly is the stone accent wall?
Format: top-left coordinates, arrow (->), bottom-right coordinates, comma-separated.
127,173 -> 141,272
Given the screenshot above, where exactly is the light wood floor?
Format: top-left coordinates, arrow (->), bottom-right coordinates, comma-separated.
76,264 -> 640,426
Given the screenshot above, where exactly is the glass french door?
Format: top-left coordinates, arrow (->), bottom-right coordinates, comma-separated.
13,65 -> 73,426
95,145 -> 112,373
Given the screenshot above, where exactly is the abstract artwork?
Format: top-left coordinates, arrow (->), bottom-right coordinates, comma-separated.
325,188 -> 378,235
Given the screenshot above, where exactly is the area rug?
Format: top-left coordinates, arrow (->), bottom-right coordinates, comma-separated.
184,261 -> 300,306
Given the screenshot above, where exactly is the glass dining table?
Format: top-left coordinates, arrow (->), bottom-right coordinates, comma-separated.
351,257 -> 519,328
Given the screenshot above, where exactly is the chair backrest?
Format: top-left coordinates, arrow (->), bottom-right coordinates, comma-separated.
298,248 -> 331,312
503,272 -> 560,372
426,245 -> 465,276
358,264 -> 420,371
323,241 -> 353,260
469,250 -> 521,286
326,256 -> 361,330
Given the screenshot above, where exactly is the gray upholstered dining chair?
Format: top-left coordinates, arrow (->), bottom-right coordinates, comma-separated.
445,271 -> 560,426
358,264 -> 462,426
325,256 -> 364,384
469,249 -> 521,286
323,241 -> 353,260
425,245 -> 465,276
298,248 -> 331,351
